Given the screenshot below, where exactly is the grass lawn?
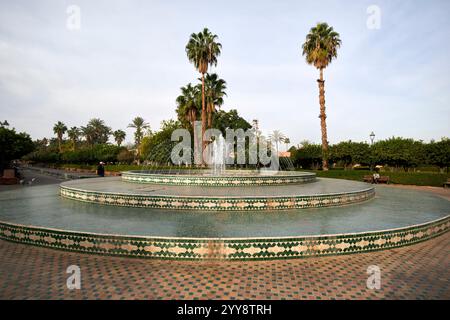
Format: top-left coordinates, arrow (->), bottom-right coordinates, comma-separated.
304,169 -> 449,187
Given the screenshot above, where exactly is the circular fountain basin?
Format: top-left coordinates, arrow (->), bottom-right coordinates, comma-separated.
0,184 -> 448,260
121,170 -> 317,186
60,177 -> 375,211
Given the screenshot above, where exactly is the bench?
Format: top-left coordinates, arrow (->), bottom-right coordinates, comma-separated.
363,175 -> 389,184
378,176 -> 390,184
444,179 -> 450,188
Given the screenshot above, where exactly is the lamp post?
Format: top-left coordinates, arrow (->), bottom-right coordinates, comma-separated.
369,131 -> 375,171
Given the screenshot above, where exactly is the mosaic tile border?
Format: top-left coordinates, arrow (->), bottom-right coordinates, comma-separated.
60,185 -> 375,211
121,170 -> 317,187
0,215 -> 448,260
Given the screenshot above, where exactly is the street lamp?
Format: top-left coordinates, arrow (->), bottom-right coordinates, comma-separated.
369,131 -> 375,145
369,131 -> 375,171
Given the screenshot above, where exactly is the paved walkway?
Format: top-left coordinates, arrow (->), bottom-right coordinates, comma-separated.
0,232 -> 448,300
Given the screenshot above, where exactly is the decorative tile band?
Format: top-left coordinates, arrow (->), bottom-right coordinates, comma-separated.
121,170 -> 317,187
60,185 -> 375,211
0,215 -> 448,260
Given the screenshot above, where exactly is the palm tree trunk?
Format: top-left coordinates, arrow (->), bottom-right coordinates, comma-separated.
58,136 -> 62,153
318,68 -> 329,171
201,73 -> 206,165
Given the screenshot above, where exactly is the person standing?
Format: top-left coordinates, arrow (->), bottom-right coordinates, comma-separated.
97,162 -> 105,177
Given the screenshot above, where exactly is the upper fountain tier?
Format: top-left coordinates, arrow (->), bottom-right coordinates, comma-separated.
121,170 -> 317,187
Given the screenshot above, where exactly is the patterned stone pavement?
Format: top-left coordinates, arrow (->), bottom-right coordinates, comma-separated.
0,232 -> 449,300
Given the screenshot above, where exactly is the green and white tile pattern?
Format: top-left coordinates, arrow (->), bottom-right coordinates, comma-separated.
121,171 -> 317,187
60,185 -> 375,211
0,216 -> 448,260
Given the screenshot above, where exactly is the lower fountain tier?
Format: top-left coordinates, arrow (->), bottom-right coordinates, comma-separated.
60,177 -> 375,211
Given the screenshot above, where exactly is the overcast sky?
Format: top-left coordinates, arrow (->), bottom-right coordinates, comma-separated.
1,0 -> 449,145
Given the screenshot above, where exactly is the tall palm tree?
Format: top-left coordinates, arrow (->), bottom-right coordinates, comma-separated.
113,130 -> 126,147
269,130 -> 286,156
176,84 -> 201,164
202,73 -> 227,128
67,126 -> 80,151
128,117 -> 150,159
186,28 -> 222,158
53,121 -> 67,152
302,22 -> 341,171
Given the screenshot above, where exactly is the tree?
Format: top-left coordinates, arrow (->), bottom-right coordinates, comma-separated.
372,137 -> 425,171
67,127 -> 80,151
53,121 -> 67,152
212,109 -> 252,134
176,83 -> 201,131
290,141 -> 322,169
140,120 -> 183,164
202,73 -> 227,128
302,22 -> 341,170
113,129 -> 126,147
81,118 -> 111,145
269,130 -> 286,155
186,27 -> 222,158
330,141 -> 371,169
0,126 -> 34,173
284,137 -> 291,151
426,138 -> 450,173
128,117 -> 150,148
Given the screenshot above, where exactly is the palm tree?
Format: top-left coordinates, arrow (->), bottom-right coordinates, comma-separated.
302,22 -> 341,170
284,137 -> 291,151
67,127 -> 80,151
81,118 -> 111,145
128,117 -> 150,158
176,84 -> 201,164
202,73 -> 227,128
176,84 -> 200,131
269,130 -> 286,156
113,130 -> 126,147
53,121 -> 67,152
186,28 -> 222,158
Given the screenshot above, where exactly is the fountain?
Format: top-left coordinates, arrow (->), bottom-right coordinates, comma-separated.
0,138 -> 448,261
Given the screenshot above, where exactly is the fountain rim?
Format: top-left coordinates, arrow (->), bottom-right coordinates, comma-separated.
120,169 -> 317,187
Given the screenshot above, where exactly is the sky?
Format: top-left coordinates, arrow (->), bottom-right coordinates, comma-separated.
0,0 -> 449,146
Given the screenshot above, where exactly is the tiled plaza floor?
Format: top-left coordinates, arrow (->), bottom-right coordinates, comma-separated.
0,232 -> 449,300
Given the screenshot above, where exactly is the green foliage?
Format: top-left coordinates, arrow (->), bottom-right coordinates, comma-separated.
371,137 -> 425,170
81,118 -> 111,145
302,22 -> 341,70
290,141 -> 322,169
186,28 -> 222,74
0,126 -> 35,170
213,109 -> 251,134
27,144 -> 124,164
425,138 -> 450,171
116,149 -> 134,164
140,120 -> 184,164
307,169 -> 449,187
330,141 -> 371,168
